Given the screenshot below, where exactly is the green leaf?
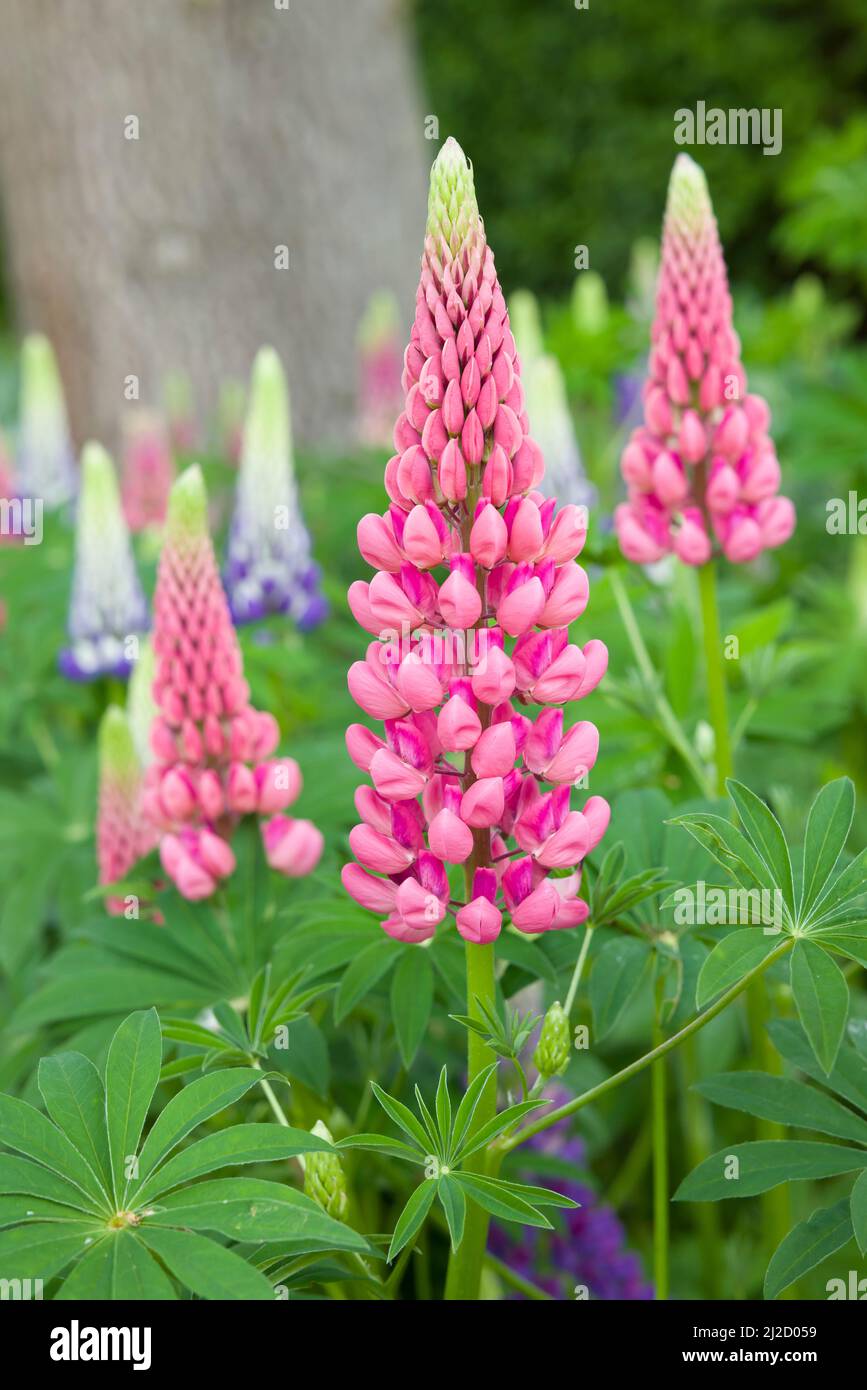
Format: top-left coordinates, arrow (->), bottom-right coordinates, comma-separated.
696,929 -> 781,1009
334,940 -> 400,1024
0,1094 -> 106,1209
0,1222 -> 99,1282
455,1172 -> 552,1228
56,1231 -> 177,1300
370,1082 -> 431,1154
801,778 -> 855,920
809,847 -> 867,926
589,936 -> 651,1038
764,1200 -> 854,1299
0,1154 -> 103,1216
494,1177 -> 579,1210
104,1009 -> 162,1204
851,1169 -> 867,1256
37,1052 -> 112,1200
386,1180 -> 437,1262
438,1175 -> 466,1253
450,1063 -> 498,1158
822,935 -> 867,972
674,1141 -> 867,1202
139,1226 -> 273,1300
390,950 -> 434,1069
0,1196 -> 98,1227
335,1133 -> 426,1165
790,938 -> 849,1075
695,1072 -> 867,1144
434,1067 -> 452,1153
145,1178 -> 369,1252
412,1086 -> 440,1153
727,779 -> 795,914
456,1100 -> 549,1162
135,1123 -> 333,1202
768,1020 -> 867,1115
132,1067 -> 263,1191
670,812 -> 770,895
10,968 -> 218,1031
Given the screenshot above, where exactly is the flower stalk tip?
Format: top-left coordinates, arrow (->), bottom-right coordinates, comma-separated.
615,156 -> 795,567
60,441 -> 149,681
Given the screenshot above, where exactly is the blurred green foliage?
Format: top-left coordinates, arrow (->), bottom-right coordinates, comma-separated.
413,0 -> 867,307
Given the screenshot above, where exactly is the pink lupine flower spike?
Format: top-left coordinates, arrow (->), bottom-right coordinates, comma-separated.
615,154 -> 795,567
145,465 -> 323,899
342,138 -> 609,946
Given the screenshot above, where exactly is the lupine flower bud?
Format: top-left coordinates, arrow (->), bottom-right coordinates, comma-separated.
303,1121 -> 349,1220
342,138 -> 608,946
16,334 -> 77,506
615,155 -> 795,567
144,464 -> 322,898
120,410 -> 175,532
533,1000 -> 571,1078
224,346 -> 326,629
59,442 -> 149,680
97,705 -> 156,915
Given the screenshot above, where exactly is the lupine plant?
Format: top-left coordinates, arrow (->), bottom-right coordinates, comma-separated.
224,347 -> 326,630
0,131 -> 865,1308
59,442 -> 149,681
143,464 -> 323,899
15,334 -> 78,508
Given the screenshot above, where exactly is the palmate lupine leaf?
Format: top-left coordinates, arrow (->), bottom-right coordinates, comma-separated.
0,1008 -> 370,1299
344,1067 -> 572,1262
670,777 -> 867,1073
677,1020 -> 867,1298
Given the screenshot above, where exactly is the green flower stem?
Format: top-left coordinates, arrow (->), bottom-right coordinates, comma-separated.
444,928 -> 497,1300
485,1252 -> 554,1300
609,569 -> 712,796
697,559 -> 788,1281
498,938 -> 793,1155
697,560 -> 733,794
651,1020 -> 669,1301
565,923 -> 594,1015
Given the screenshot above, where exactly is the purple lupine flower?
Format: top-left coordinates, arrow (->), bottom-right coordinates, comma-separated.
60,442 -> 149,680
490,1088 -> 653,1300
224,347 -> 327,630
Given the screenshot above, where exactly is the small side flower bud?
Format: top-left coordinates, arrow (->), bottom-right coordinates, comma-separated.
303,1121 -> 349,1221
533,1000 -> 571,1078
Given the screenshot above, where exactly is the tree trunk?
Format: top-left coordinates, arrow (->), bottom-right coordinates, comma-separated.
0,0 -> 425,451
